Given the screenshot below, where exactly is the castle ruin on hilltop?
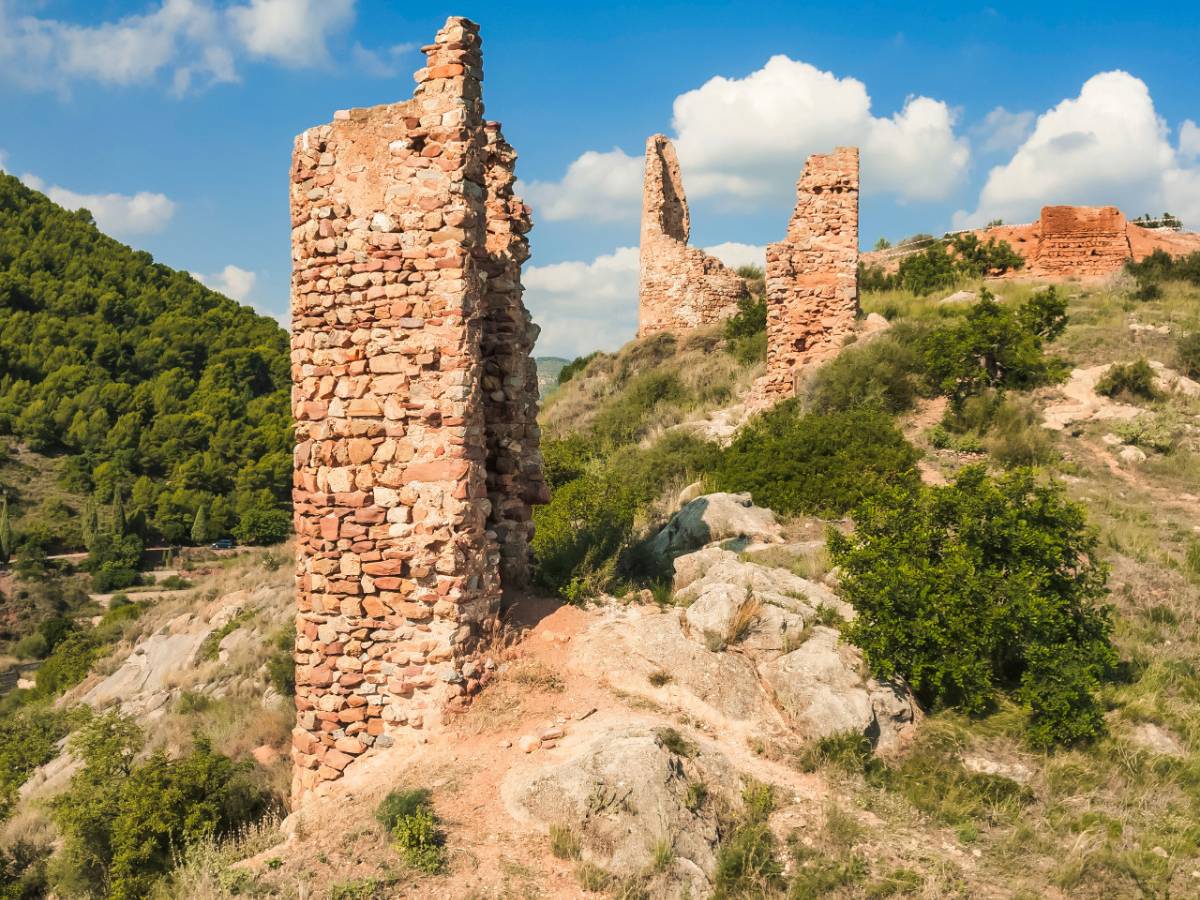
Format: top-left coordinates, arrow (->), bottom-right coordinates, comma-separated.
289,16 -> 546,798
637,135 -> 748,337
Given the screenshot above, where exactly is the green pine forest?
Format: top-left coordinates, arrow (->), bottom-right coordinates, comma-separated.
0,172 -> 291,574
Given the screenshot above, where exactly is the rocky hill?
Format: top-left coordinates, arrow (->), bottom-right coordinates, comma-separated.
4,262 -> 1200,897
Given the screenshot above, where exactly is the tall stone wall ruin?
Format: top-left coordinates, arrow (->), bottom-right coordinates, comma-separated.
759,147 -> 860,401
289,16 -> 545,797
638,135 -> 747,337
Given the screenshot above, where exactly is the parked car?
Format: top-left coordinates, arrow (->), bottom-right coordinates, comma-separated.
210,538 -> 235,550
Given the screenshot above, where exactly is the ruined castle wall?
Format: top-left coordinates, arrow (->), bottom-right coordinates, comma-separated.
638,135 -> 747,337
1033,205 -> 1132,277
760,147 -> 860,401
288,17 -> 543,797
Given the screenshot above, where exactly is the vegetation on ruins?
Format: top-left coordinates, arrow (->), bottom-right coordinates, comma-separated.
0,173 -> 291,560
832,465 -> 1116,747
877,233 -> 1026,295
375,788 -> 446,874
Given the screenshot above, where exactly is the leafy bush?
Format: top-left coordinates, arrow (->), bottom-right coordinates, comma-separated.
950,233 -> 1025,278
589,370 -> 685,448
897,244 -> 958,295
1095,359 -> 1158,401
806,332 -> 926,415
981,399 -> 1057,467
532,432 -> 719,599
375,788 -> 444,874
831,466 -> 1115,747
723,293 -> 767,341
715,403 -> 920,518
0,705 -> 77,820
923,287 -> 1068,404
50,714 -> 270,898
34,632 -> 102,698
231,502 -> 291,546
858,262 -> 897,293
265,628 -> 295,697
557,351 -> 600,386
1125,248 -> 1200,286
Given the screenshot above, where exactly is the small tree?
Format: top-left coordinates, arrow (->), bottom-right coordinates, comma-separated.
82,495 -> 99,551
0,493 -> 11,565
111,490 -> 126,537
873,237 -> 892,251
190,504 -> 210,545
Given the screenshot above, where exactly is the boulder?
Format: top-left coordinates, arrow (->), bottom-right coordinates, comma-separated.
648,493 -> 781,562
939,290 -> 977,305
759,627 -> 915,747
503,726 -> 739,898
1118,445 -> 1147,465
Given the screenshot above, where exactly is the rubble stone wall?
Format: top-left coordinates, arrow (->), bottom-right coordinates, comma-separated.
288,16 -> 544,798
638,135 -> 747,337
1035,205 -> 1132,277
760,147 -> 860,401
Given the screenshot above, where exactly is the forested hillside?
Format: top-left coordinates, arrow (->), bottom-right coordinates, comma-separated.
0,172 -> 291,558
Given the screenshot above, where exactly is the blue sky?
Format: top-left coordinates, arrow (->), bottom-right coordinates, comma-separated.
1,0 -> 1198,356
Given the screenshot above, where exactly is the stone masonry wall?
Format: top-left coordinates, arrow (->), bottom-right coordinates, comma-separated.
638,135 -> 747,337
1034,205 -> 1132,277
759,147 -> 860,401
288,16 -> 544,798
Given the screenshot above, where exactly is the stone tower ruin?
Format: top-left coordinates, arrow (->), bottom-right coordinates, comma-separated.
1034,205 -> 1132,277
289,16 -> 545,797
638,135 -> 748,337
760,147 -> 860,401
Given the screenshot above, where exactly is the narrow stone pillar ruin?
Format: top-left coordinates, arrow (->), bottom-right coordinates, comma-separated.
289,16 -> 545,797
638,134 -> 747,337
760,147 -> 860,401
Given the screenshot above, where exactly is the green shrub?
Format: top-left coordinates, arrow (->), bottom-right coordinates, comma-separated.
0,705 -> 77,821
1126,248 -> 1200,286
806,332 -> 925,415
50,713 -> 270,899
232,505 -> 290,546
374,788 -> 444,874
715,403 -> 920,518
1176,332 -> 1200,379
897,244 -> 958,295
35,632 -> 101,697
982,399 -> 1057,467
1095,359 -> 1158,401
831,466 -> 1115,747
950,233 -> 1025,278
532,433 -> 719,599
923,287 -> 1068,404
858,262 -> 897,292
723,294 -> 767,342
713,781 -> 781,897
589,370 -> 686,448
557,352 -> 600,386
265,629 -> 295,697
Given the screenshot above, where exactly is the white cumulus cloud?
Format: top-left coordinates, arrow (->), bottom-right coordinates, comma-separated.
196,264 -> 257,302
955,71 -> 1200,229
974,106 -> 1035,153
228,0 -> 354,67
21,173 -> 175,237
524,247 -> 640,358
519,149 -> 644,223
704,242 -> 765,271
0,0 -> 389,94
1181,120 -> 1200,162
524,55 -> 969,223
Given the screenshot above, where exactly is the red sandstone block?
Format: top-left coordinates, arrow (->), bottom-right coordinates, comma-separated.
323,749 -> 355,771
338,707 -> 367,724
402,459 -> 469,483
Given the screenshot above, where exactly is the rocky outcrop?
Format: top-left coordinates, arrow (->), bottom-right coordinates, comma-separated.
638,135 -> 747,337
504,727 -> 739,898
572,547 -> 916,751
647,492 -> 782,562
1042,360 -> 1200,431
289,16 -> 546,796
757,147 -> 860,402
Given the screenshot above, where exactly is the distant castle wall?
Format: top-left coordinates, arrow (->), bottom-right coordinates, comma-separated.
1034,206 -> 1131,277
638,135 -> 747,337
288,16 -> 545,798
758,147 -> 860,401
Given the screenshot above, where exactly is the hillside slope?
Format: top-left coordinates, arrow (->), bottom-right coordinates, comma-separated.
0,172 -> 291,560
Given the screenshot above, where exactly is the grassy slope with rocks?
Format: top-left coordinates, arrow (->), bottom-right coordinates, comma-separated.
4,265 -> 1200,898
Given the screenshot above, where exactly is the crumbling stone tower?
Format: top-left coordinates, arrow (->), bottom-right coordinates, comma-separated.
289,16 -> 545,797
638,135 -> 748,337
760,147 -> 860,400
